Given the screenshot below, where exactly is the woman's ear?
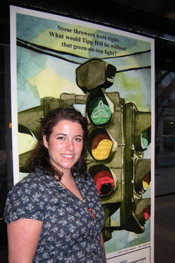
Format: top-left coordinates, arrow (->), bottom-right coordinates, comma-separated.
43,135 -> 48,149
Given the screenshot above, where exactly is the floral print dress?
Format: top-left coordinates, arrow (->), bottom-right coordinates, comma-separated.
4,168 -> 105,262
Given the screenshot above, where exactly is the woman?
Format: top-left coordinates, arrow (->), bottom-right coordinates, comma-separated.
4,107 -> 106,263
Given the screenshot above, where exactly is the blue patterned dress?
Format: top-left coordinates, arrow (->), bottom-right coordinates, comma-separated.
4,169 -> 105,262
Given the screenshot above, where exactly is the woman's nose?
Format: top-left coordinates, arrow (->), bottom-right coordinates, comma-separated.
66,139 -> 74,150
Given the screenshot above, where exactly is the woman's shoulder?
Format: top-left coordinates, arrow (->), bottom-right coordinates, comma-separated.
14,168 -> 45,185
8,169 -> 52,196
4,169 -> 49,223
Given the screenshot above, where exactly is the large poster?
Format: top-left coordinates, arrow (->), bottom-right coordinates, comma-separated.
10,5 -> 155,262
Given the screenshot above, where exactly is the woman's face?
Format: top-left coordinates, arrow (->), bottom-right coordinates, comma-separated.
43,120 -> 84,175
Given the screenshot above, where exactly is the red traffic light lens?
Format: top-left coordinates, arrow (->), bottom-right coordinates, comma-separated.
143,206 -> 150,221
94,170 -> 115,197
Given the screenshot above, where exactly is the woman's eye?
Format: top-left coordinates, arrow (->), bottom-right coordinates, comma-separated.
75,137 -> 82,142
57,136 -> 65,140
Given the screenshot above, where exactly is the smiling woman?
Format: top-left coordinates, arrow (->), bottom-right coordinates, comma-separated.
4,107 -> 106,263
27,107 -> 88,180
43,119 -> 84,179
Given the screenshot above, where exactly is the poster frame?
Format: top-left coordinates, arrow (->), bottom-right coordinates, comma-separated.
10,5 -> 155,262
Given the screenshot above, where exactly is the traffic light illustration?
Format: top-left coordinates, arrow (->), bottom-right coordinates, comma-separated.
18,57 -> 151,240
76,58 -> 125,240
120,102 -> 151,234
76,58 -> 151,239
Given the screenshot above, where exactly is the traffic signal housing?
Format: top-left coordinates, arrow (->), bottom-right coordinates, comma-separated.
76,58 -> 126,241
76,58 -> 152,239
121,102 -> 151,234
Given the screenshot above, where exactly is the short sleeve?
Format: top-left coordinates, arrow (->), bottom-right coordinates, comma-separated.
4,176 -> 45,224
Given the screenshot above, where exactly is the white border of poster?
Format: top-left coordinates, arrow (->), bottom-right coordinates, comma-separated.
10,5 -> 155,262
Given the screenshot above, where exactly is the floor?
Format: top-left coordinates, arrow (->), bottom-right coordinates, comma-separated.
0,166 -> 175,263
154,166 -> 175,263
155,195 -> 175,263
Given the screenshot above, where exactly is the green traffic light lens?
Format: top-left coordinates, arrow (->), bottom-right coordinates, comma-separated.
86,89 -> 112,126
141,128 -> 151,150
90,100 -> 112,125
141,130 -> 149,149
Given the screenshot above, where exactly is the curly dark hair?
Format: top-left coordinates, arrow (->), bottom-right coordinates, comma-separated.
26,107 -> 88,180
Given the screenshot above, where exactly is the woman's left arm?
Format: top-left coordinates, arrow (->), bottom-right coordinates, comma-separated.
101,232 -> 107,263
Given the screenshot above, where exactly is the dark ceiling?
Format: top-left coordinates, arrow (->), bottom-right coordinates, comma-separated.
111,0 -> 175,71
113,0 -> 175,21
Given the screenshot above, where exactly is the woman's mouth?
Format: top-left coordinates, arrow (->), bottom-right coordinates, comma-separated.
62,154 -> 74,159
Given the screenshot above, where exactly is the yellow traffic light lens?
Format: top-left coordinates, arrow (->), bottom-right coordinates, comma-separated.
89,129 -> 113,161
142,173 -> 150,191
134,159 -> 151,194
92,138 -> 113,160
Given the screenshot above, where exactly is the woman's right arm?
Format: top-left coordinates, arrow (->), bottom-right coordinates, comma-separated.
7,218 -> 43,263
